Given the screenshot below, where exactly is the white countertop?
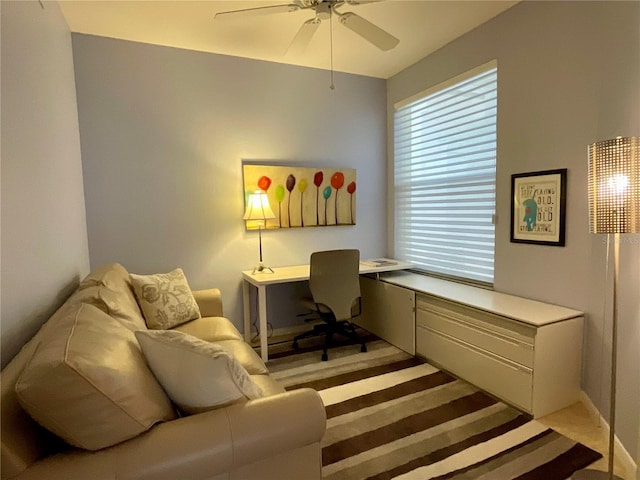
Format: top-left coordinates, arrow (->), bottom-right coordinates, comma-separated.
380,270 -> 583,327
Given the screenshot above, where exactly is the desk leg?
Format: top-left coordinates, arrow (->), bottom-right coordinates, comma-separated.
257,284 -> 268,362
242,280 -> 251,343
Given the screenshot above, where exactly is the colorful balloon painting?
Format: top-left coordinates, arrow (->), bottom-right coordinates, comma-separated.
298,179 -> 308,227
275,185 -> 285,228
285,174 -> 296,228
330,172 -> 345,226
347,181 -> 356,225
323,186 -> 332,226
257,176 -> 271,192
243,164 -> 356,230
313,171 -> 323,226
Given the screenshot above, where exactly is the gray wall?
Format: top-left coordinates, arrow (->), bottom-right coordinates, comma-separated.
387,0 -> 639,458
0,0 -> 90,368
71,34 -> 387,332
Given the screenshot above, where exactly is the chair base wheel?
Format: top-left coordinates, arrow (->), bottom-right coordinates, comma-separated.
321,352 -> 328,361
293,341 -> 299,349
361,343 -> 367,353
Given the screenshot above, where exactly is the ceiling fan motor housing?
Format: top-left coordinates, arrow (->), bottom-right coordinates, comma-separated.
316,2 -> 332,19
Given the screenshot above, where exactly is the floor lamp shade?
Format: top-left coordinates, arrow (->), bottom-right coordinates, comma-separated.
588,136 -> 640,234
243,191 -> 276,274
576,136 -> 639,480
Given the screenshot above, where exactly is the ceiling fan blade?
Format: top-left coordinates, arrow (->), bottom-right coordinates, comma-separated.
286,18 -> 321,56
338,12 -> 399,51
214,4 -> 301,20
345,0 -> 385,5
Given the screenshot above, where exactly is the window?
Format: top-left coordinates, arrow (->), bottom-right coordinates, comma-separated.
393,61 -> 497,285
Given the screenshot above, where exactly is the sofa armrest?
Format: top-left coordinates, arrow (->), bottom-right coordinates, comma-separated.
225,388 -> 326,466
15,389 -> 326,480
192,288 -> 223,317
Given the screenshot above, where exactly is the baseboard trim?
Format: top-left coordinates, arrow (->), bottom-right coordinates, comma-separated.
579,391 -> 637,478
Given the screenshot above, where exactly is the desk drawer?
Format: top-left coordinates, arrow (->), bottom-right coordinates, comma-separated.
417,325 -> 533,413
416,307 -> 534,368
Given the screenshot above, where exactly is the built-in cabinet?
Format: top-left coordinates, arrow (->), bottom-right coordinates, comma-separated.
359,277 -> 415,355
359,271 -> 584,419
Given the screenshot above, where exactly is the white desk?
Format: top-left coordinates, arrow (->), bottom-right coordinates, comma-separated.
242,259 -> 412,361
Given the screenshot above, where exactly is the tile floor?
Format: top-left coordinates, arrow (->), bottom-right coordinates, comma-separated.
539,401 -> 634,479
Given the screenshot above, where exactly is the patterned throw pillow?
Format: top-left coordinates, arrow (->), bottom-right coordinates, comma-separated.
135,329 -> 264,415
130,268 -> 201,329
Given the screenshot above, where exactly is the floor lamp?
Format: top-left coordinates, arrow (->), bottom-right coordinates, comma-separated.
243,190 -> 276,274
575,136 -> 639,480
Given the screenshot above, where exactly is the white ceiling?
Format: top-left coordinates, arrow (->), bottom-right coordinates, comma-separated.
58,0 -> 518,79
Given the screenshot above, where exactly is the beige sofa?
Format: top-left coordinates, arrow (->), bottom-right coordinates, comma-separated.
1,263 -> 326,480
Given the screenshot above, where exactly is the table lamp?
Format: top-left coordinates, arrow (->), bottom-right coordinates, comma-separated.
575,136 -> 639,480
243,190 -> 276,274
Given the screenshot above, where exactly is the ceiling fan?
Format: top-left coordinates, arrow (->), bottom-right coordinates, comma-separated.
214,0 -> 399,56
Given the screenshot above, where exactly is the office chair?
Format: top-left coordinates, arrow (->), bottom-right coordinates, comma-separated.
292,249 -> 367,361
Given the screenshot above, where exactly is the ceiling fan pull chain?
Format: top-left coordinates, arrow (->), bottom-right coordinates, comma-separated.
329,3 -> 335,90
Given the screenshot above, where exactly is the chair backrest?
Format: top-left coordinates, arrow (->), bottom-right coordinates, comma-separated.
309,249 -> 360,321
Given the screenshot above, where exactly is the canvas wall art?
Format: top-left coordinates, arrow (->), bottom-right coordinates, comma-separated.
243,163 -> 357,230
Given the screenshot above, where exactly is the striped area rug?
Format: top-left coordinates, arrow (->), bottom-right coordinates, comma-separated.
268,339 -> 602,480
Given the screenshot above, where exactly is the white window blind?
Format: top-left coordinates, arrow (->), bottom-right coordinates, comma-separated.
393,62 -> 497,285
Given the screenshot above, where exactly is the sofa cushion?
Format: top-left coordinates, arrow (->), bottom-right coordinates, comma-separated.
251,374 -> 287,396
173,316 -> 243,342
135,330 -> 263,415
214,339 -> 269,375
73,262 -> 147,331
131,268 -> 201,329
15,303 -> 177,451
68,284 -> 147,331
78,262 -> 131,290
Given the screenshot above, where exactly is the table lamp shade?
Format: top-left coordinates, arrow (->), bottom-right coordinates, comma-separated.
588,136 -> 640,234
243,191 -> 276,223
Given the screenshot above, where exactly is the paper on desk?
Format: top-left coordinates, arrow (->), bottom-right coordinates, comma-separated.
361,259 -> 398,267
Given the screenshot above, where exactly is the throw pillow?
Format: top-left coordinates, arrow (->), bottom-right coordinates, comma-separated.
130,268 -> 201,329
135,330 -> 263,415
15,303 -> 177,451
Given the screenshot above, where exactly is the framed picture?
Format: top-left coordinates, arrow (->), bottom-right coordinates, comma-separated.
242,162 -> 357,230
510,168 -> 567,246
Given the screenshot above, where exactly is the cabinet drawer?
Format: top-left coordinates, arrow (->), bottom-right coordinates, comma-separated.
417,294 -> 536,344
417,325 -> 533,413
416,308 -> 534,368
